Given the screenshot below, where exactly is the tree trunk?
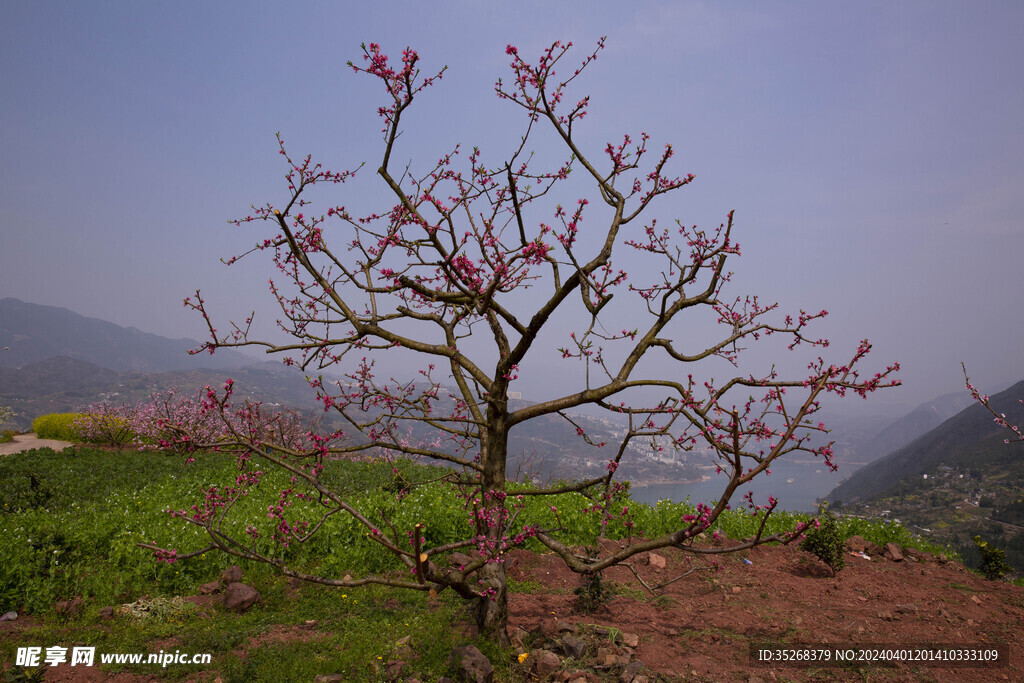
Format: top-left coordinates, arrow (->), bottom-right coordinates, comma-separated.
472,560 -> 510,646
472,406 -> 511,645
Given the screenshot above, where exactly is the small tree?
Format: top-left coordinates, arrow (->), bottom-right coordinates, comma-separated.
142,39 -> 899,643
799,507 -> 846,576
75,402 -> 139,450
973,535 -> 1013,581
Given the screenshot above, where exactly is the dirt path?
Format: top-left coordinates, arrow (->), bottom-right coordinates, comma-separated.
0,433 -> 74,455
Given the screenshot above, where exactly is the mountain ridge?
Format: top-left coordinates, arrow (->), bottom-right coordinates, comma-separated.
827,379 -> 1024,504
0,297 -> 255,372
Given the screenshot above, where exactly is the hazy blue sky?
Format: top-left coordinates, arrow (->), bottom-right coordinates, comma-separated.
2,1 -> 1022,415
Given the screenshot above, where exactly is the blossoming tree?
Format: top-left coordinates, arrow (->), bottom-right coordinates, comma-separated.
143,39 -> 899,643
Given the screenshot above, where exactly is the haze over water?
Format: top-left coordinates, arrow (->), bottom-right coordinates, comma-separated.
631,458 -> 843,513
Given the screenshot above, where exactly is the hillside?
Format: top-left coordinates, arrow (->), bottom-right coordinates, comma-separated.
852,390 -> 975,465
827,380 -> 1024,504
0,357 -> 324,431
0,297 -> 254,372
828,380 -> 1024,574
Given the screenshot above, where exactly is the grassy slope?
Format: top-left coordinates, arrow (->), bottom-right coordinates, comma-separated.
0,446 -> 959,680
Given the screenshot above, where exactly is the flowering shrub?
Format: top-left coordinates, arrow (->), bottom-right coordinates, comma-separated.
31,413 -> 87,441
74,403 -> 139,450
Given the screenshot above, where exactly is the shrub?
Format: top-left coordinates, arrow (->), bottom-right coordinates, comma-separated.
800,509 -> 846,576
0,429 -> 17,444
31,413 -> 87,441
73,405 -> 139,450
573,570 -> 608,614
974,535 -> 1013,581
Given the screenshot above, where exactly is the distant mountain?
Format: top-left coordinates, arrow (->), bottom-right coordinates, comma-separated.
827,380 -> 1024,503
852,390 -> 975,465
0,356 -> 119,397
0,356 -> 325,431
0,297 -> 254,372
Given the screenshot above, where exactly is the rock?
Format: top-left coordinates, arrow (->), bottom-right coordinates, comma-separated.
449,645 -> 493,683
313,676 -> 346,683
221,565 -> 243,583
508,626 -> 530,649
598,537 -> 622,555
560,672 -> 599,683
55,596 -> 83,617
561,634 -> 588,659
846,535 -> 885,556
199,581 -> 222,595
621,632 -> 640,648
845,535 -> 868,552
878,611 -> 895,621
0,611 -> 17,622
98,606 -> 114,620
222,582 -> 260,613
647,552 -> 666,569
903,548 -> 926,562
731,586 -> 742,594
619,660 -> 647,682
556,621 -> 577,634
538,618 -> 561,639
597,646 -> 629,667
386,660 -> 405,681
531,649 -> 562,678
896,603 -> 918,614
395,635 -> 414,659
883,543 -> 904,562
604,653 -> 630,667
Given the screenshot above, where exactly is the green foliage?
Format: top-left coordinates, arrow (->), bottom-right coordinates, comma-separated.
974,535 -> 1013,581
1,665 -> 46,683
30,413 -> 86,441
573,570 -> 608,613
800,509 -> 846,576
0,429 -> 17,444
0,444 -> 958,622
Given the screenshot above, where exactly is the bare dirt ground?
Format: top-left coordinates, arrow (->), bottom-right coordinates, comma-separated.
0,433 -> 74,456
3,537 -> 1021,681
505,539 -> 1024,681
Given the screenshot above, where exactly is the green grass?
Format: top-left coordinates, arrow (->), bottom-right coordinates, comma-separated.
0,445 -> 965,681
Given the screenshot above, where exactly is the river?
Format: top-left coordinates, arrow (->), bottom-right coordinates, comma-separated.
630,458 -> 850,513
